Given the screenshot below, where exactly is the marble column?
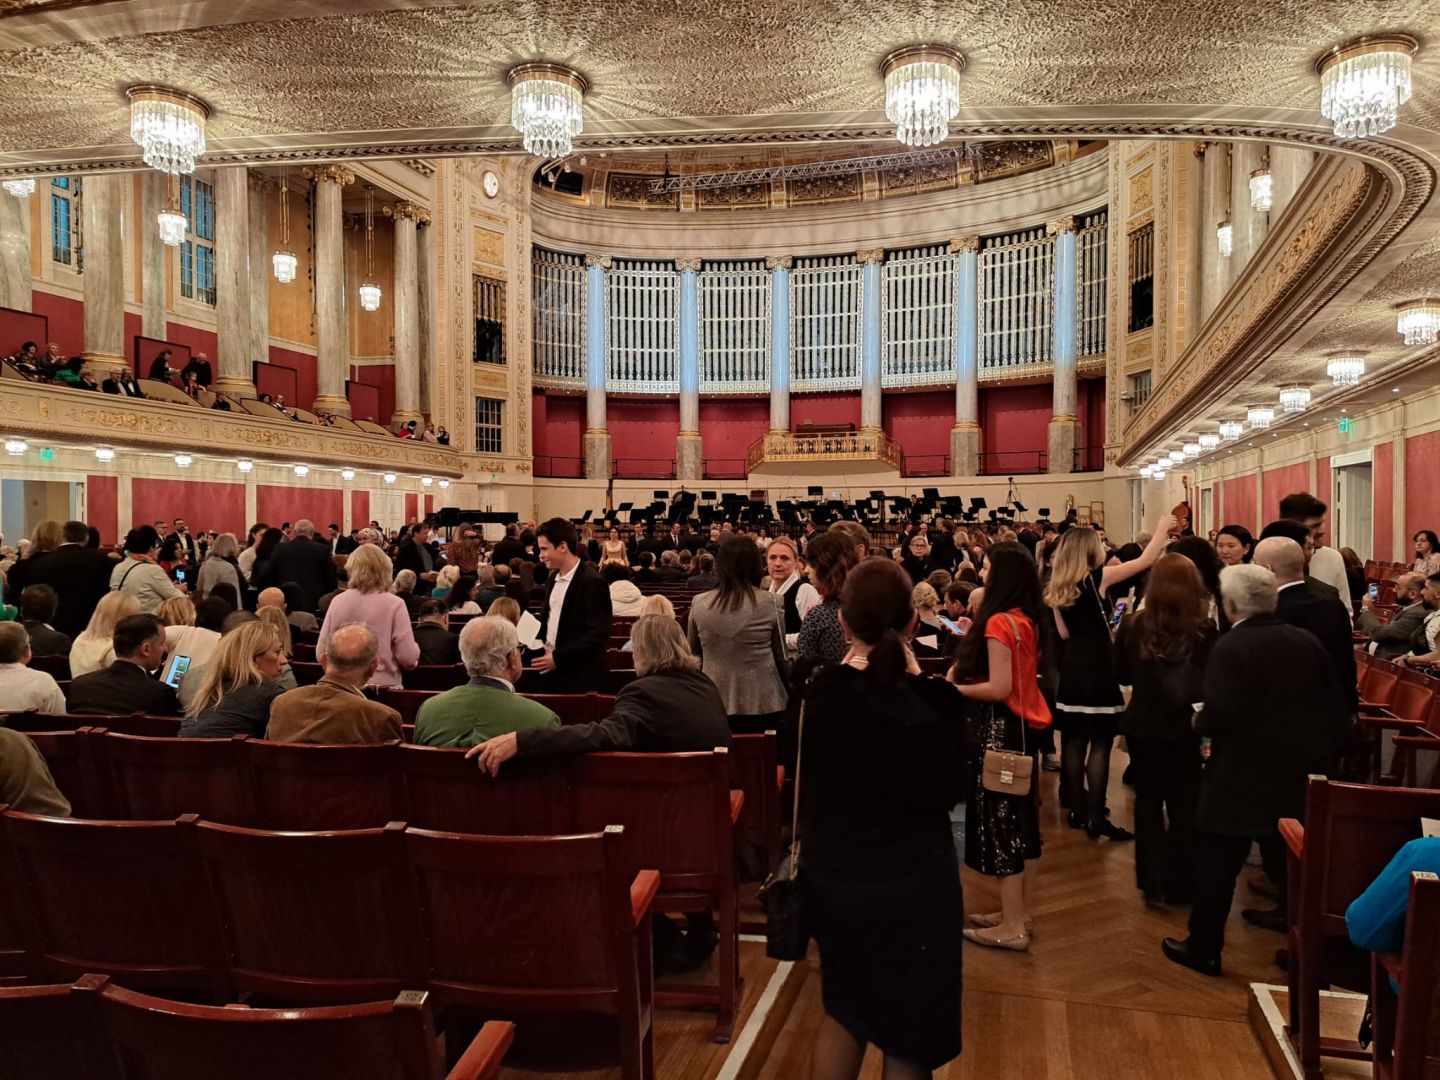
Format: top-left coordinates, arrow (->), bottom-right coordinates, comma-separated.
416,220 -> 434,421
1230,141 -> 1268,271
212,167 -> 255,397
858,248 -> 884,432
138,172 -> 166,338
584,254 -> 611,480
950,235 -> 980,477
676,257 -> 702,483
0,185 -> 33,312
1047,215 -> 1078,475
308,165 -> 353,416
390,201 -> 425,427
1200,142 -> 1233,323
1268,144 -> 1315,221
247,172 -> 271,370
767,256 -> 791,433
81,173 -> 125,366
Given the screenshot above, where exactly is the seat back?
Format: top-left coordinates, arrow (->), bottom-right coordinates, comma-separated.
0,811 -> 224,996
289,660 -> 323,686
23,729 -> 105,817
2,712 -> 129,734
730,732 -> 783,876
570,751 -> 733,892
1391,671 -> 1435,724
1392,872 -> 1440,1079
246,741 -> 404,830
402,826 -> 636,1014
27,654 -> 70,680
0,806 -> 28,984
96,732 -> 255,825
377,688 -> 436,726
103,713 -> 184,737
1361,662 -> 1401,706
0,979 -> 116,1080
399,745 -> 573,835
402,665 -> 468,691
193,820 -> 415,1003
525,692 -> 614,726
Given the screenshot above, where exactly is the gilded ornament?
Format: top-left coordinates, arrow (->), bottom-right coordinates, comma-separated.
1046,215 -> 1077,236
305,164 -> 355,186
764,255 -> 793,271
949,235 -> 980,254
584,253 -> 612,270
856,248 -> 885,264
675,257 -> 703,272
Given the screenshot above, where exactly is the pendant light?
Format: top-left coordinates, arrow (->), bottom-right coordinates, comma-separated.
273,168 -> 298,284
358,184 -> 381,311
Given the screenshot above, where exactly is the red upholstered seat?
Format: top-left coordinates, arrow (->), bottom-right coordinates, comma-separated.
289,660 -> 323,686
1369,873 -> 1440,1080
26,654 -> 70,681
527,691 -> 615,726
21,729 -> 106,818
376,687 -> 437,725
730,732 -> 784,879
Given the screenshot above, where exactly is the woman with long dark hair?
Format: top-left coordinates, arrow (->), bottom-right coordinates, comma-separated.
802,557 -> 965,1077
1169,535 -> 1227,630
686,535 -> 787,731
951,541 -> 1050,951
796,531 -> 860,666
1115,554 -> 1215,905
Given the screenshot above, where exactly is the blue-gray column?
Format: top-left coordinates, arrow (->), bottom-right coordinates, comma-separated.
767,255 -> 792,433
676,258 -> 702,482
583,253 -> 611,480
1047,216 -> 1079,474
950,235 -> 981,476
858,248 -> 884,431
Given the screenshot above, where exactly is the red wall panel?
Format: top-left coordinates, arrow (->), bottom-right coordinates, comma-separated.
256,486 -> 342,534
350,364 -> 396,426
31,291 -> 84,358
609,399 -> 680,475
1220,474 -> 1258,534
790,392 -> 861,430
424,494 -> 434,518
130,479 -> 245,537
164,321 -> 218,364
1405,431 -> 1440,544
253,362 -> 298,404
534,392 -> 584,475
351,490 -> 370,530
882,390 -> 953,466
404,493 -> 419,524
1374,442 -> 1394,563
699,399 -> 769,475
0,306 -> 49,360
123,312 -> 142,360
1078,378 -> 1107,471
1316,457 -> 1332,520
980,384 -> 1051,473
86,475 -> 118,545
346,381 -> 382,423
1261,463 -> 1311,525
269,346 -> 318,411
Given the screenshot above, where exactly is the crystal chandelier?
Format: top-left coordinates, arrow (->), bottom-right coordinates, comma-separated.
2,178 -> 35,198
1247,407 -> 1274,429
1219,420 -> 1243,442
1167,450 -> 1186,465
1326,353 -> 1366,387
359,184 -> 381,312
273,169 -> 297,284
157,173 -> 186,248
1216,220 -> 1233,257
881,45 -> 965,148
127,85 -> 210,174
1183,442 -> 1202,459
1317,35 -> 1417,139
508,63 -> 587,159
1249,167 -> 1272,213
1396,299 -> 1440,346
1198,433 -> 1220,451
1279,385 -> 1311,413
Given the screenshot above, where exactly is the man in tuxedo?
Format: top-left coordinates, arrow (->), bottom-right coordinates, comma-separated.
1357,571 -> 1427,658
1255,537 -> 1358,713
394,522 -> 445,597
165,517 -> 199,564
253,519 -> 337,612
66,614 -> 179,717
3,519 -> 113,639
102,367 -> 143,396
531,517 -> 611,694
1162,565 -> 1348,977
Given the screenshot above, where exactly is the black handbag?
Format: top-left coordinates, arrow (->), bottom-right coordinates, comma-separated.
759,699 -> 809,961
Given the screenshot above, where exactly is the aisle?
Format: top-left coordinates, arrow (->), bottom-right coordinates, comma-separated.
757,749 -> 1284,1079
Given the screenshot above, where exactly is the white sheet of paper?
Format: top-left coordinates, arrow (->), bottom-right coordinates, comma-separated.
916,635 -> 939,650
517,610 -> 544,650
1422,817 -> 1440,839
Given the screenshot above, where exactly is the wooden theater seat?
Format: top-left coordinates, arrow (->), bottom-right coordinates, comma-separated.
27,653 -> 69,680
289,659 -> 323,686
21,729 -> 105,818
0,978 -> 114,1080
1369,872 -> 1440,1080
730,732 -> 785,879
527,691 -> 616,726
377,687 -> 438,725
93,731 -> 255,825
1,711 -> 133,734
402,664 -> 468,691
1281,777 -> 1440,1079
246,740 -> 405,830
398,745 -> 573,836
401,825 -> 657,1080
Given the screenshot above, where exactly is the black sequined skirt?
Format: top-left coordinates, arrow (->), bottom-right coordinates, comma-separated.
964,703 -> 1042,877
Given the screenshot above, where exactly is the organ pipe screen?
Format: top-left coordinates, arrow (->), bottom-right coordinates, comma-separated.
531,248 -> 586,386
606,258 -> 679,393
882,244 -> 956,388
790,254 -> 862,390
979,227 -> 1054,370
699,260 -> 771,393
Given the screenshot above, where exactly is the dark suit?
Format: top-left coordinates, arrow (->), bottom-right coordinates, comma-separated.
491,536 -> 524,567
1275,580 -> 1360,712
67,660 -> 179,717
5,544 -> 115,640
535,560 -> 612,693
165,530 -> 199,563
1358,599 -> 1426,659
413,622 -> 461,666
22,620 -> 71,658
325,535 -> 358,557
253,536 -> 337,612
393,538 -> 445,597
1186,614 -> 1349,959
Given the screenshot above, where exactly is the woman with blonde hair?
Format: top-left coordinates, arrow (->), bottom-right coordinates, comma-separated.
484,596 -> 521,625
1045,515 -> 1173,840
639,593 -> 675,619
22,520 -> 63,560
256,605 -> 293,658
431,564 -> 462,601
69,592 -> 141,676
318,542 -> 418,688
178,621 -> 288,738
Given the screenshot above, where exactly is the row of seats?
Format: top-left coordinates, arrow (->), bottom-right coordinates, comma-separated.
1355,651 -> 1440,786
0,975 -> 514,1080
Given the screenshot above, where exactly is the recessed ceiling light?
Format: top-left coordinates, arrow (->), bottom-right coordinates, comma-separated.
1393,387 -> 1402,393
1341,408 -> 1348,413
1303,422 -> 1310,427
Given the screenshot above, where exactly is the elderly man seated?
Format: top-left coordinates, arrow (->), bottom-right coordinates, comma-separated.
412,615 -> 559,748
0,621 -> 67,714
264,623 -> 403,744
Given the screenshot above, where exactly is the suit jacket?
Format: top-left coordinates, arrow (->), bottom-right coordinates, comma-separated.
253,537 -> 337,612
413,622 -> 461,666
1275,581 -> 1359,711
165,531 -> 199,563
5,544 -> 115,639
537,560 -> 612,693
264,679 -> 403,744
1358,600 -> 1427,658
22,620 -> 71,658
394,539 -> 446,595
491,537 -> 525,566
1196,614 -> 1349,836
67,660 -> 179,717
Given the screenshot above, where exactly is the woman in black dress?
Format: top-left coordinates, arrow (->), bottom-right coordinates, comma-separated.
1044,516 -> 1173,840
801,558 -> 966,1078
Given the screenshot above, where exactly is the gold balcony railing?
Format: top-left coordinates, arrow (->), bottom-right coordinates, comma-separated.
746,430 -> 904,471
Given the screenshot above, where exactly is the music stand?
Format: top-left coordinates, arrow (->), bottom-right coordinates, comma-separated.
970,497 -> 987,510
701,490 -> 718,501
808,485 -> 824,497
1013,501 -> 1028,513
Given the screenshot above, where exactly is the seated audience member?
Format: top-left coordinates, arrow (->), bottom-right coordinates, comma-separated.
392,569 -> 426,617
634,551 -> 660,583
1398,572 -> 1440,667
413,599 -> 461,665
157,595 -> 222,672
474,614 -> 732,773
69,592 -> 141,677
656,550 -> 686,581
431,564 -> 461,602
0,621 -> 67,713
1358,570 -> 1427,658
256,586 -> 286,615
0,726 -> 71,816
639,593 -> 676,619
474,564 -> 503,610
445,577 -> 483,616
280,581 -> 318,633
319,543 -> 419,689
265,623 -> 403,744
604,562 -> 646,616
110,525 -> 183,613
317,569 -> 347,617
686,551 -> 718,590
1346,836 -> 1440,954
413,616 -> 560,748
911,582 -> 947,641
67,614 -> 179,716
504,560 -> 532,605
177,621 -> 288,738
486,596 -> 523,625
19,584 -> 72,657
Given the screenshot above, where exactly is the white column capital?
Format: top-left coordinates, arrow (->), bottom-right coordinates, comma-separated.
675,257 -> 703,272
1046,215 -> 1077,236
584,253 -> 612,270
765,255 -> 793,271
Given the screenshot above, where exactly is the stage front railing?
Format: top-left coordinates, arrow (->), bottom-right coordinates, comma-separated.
747,430 -> 903,471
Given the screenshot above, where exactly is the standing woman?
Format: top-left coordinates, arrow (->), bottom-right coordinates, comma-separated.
951,540 -> 1051,951
795,532 -> 861,667
196,532 -> 243,602
1115,553 -> 1215,906
802,558 -> 965,1078
764,536 -> 819,657
1214,525 -> 1254,567
599,526 -> 629,568
110,526 -> 184,613
317,543 -> 420,689
686,535 -> 788,733
1044,516 -> 1173,840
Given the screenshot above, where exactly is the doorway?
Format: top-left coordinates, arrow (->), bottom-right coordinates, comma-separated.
1333,458 -> 1374,561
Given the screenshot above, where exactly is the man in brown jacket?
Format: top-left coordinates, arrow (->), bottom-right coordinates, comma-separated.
264,623 -> 403,743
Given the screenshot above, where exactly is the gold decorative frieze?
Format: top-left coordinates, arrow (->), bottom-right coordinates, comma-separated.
471,365 -> 507,391
748,430 -> 902,471
1127,166 -> 1153,217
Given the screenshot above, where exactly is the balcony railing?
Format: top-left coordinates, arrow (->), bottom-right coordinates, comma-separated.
533,455 -> 583,478
746,430 -> 903,472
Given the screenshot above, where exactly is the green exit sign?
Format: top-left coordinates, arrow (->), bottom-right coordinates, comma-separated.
1338,417 -> 1355,434
39,447 -> 54,461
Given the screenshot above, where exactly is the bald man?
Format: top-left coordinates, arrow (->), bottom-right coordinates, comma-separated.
1254,536 -> 1358,715
256,587 -> 286,612
1357,570 -> 1428,659
264,623 -> 402,744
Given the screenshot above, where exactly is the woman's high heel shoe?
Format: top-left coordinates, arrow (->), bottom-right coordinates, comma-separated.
962,927 -> 1031,952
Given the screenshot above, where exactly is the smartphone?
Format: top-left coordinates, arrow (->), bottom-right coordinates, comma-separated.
163,655 -> 191,689
174,569 -> 186,584
1369,582 -> 1380,600
1110,599 -> 1129,628
938,615 -> 965,635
